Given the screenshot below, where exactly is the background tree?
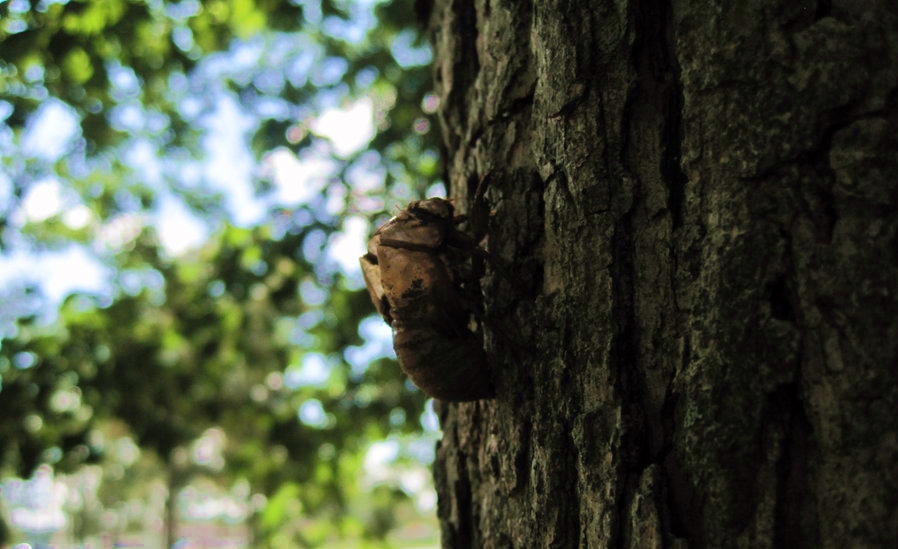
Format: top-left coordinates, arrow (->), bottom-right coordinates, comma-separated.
1,0 -> 444,546
422,0 -> 898,547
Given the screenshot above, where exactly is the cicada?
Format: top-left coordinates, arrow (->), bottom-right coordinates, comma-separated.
359,198 -> 495,401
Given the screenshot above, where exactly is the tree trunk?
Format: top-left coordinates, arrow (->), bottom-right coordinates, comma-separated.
422,1 -> 898,548
165,464 -> 181,549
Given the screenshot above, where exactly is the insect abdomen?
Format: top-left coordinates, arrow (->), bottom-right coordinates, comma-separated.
393,325 -> 494,401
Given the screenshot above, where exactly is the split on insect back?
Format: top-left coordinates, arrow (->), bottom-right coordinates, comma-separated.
359,197 -> 495,402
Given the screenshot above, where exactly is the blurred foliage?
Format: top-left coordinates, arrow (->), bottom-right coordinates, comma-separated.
0,0 -> 443,545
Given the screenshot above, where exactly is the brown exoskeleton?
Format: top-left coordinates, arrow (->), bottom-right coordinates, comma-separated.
359,197 -> 495,402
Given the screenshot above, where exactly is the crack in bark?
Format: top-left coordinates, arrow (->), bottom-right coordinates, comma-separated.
491,84 -> 537,123
770,229 -> 815,546
624,0 -> 702,546
660,335 -> 695,547
663,449 -> 706,549
659,1 -> 686,231
814,0 -> 832,20
738,106 -> 891,244
610,209 -> 640,549
454,454 -> 475,549
443,0 -> 481,151
440,445 -> 475,549
767,275 -> 795,322
771,381 -> 819,549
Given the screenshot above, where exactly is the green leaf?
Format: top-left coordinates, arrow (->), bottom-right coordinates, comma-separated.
61,47 -> 94,84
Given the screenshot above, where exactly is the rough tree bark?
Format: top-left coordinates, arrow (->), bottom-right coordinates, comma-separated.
422,1 -> 898,548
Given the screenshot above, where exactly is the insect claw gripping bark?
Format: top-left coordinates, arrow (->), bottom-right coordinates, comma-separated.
360,197 -> 495,402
